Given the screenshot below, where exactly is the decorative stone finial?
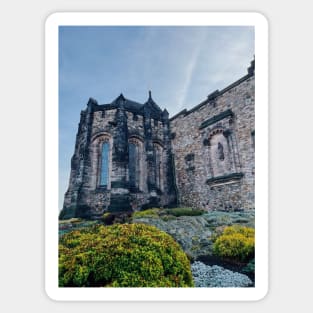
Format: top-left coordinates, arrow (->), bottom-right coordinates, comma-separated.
87,97 -> 98,112
116,93 -> 125,108
87,97 -> 98,106
248,58 -> 255,75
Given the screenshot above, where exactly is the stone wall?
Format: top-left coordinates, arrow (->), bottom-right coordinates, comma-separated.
170,61 -> 255,211
61,94 -> 177,219
60,61 -> 255,219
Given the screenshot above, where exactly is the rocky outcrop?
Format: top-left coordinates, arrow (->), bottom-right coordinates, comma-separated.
133,210 -> 255,259
191,261 -> 253,287
134,215 -> 212,258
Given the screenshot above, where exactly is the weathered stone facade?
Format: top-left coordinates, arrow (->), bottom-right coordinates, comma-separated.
61,92 -> 177,219
60,60 -> 255,219
170,60 -> 255,211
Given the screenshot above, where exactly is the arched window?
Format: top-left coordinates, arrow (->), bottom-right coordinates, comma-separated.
153,143 -> 163,191
208,130 -> 231,177
100,141 -> 109,187
129,142 -> 139,189
128,138 -> 143,191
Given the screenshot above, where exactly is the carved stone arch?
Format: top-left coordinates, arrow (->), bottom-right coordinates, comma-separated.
206,126 -> 236,177
152,139 -> 164,149
208,126 -> 225,142
91,131 -> 112,144
129,134 -> 144,145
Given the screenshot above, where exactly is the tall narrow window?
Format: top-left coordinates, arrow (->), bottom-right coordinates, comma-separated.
129,142 -> 141,190
251,130 -> 255,151
100,142 -> 109,186
129,138 -> 143,191
129,142 -> 137,188
153,143 -> 163,191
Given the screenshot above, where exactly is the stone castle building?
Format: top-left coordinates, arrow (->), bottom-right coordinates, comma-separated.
60,60 -> 255,219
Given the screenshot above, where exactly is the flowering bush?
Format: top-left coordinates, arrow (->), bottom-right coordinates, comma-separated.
213,225 -> 255,262
59,223 -> 194,287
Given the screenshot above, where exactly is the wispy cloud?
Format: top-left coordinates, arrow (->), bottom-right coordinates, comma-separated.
176,29 -> 207,109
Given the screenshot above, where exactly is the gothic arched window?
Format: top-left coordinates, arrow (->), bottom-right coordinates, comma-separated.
153,143 -> 163,191
100,141 -> 109,187
129,142 -> 139,189
128,137 -> 143,191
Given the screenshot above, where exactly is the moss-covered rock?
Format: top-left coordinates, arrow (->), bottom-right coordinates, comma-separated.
133,210 -> 255,259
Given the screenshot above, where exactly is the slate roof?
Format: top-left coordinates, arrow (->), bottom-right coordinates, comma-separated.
92,92 -> 163,119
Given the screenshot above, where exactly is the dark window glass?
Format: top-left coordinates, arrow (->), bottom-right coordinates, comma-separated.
129,143 -> 137,188
100,142 -> 109,186
154,146 -> 161,189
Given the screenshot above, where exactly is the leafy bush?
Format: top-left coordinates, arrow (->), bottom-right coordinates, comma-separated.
133,208 -> 160,219
59,223 -> 194,287
222,224 -> 255,238
213,225 -> 255,262
165,207 -> 205,217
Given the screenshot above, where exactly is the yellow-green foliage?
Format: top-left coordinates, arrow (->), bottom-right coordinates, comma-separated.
102,212 -> 111,219
59,223 -> 194,287
133,208 -> 160,219
165,207 -> 205,217
213,225 -> 255,262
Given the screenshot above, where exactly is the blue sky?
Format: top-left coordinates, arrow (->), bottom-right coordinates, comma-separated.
59,26 -> 254,210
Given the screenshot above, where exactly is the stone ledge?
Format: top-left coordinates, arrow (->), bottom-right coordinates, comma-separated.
206,172 -> 244,185
111,181 -> 128,189
199,109 -> 234,130
95,186 -> 110,192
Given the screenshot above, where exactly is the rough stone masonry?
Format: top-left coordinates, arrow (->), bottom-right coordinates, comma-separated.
60,60 -> 255,219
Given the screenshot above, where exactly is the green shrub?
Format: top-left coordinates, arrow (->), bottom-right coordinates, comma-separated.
165,207 -> 205,217
222,224 -> 255,237
132,208 -> 160,219
213,225 -> 255,262
59,223 -> 194,287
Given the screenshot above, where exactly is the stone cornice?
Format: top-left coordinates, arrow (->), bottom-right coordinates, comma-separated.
206,172 -> 244,185
199,109 -> 234,130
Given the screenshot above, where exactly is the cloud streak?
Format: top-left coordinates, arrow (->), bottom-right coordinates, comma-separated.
176,29 -> 207,110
